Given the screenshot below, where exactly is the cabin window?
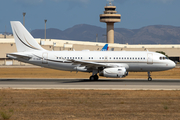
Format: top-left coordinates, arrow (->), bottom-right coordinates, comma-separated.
59,57 -> 61,59
81,57 -> 82,59
114,57 -> 115,59
91,57 -> 93,59
118,69 -> 121,71
57,57 -> 58,59
100,57 -> 101,59
124,57 -> 126,59
78,57 -> 80,59
127,57 -> 129,59
109,57 -> 111,59
116,57 -> 118,59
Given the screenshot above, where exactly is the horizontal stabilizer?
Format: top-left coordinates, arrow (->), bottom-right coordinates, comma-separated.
7,53 -> 32,60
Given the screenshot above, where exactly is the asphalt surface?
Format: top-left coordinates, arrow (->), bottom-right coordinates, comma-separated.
0,78 -> 180,90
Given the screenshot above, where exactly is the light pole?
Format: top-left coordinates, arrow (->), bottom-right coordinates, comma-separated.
44,19 -> 47,41
102,34 -> 107,43
96,34 -> 98,42
4,25 -> 6,38
23,12 -> 26,26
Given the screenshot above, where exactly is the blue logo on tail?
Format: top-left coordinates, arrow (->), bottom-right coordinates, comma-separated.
101,44 -> 109,51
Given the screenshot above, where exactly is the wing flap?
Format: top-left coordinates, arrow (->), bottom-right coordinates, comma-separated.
68,59 -> 109,68
68,59 -> 129,70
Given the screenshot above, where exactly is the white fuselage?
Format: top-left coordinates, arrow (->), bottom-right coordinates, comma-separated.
9,21 -> 176,80
15,50 -> 176,72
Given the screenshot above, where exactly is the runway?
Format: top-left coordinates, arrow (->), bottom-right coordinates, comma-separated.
0,78 -> 180,90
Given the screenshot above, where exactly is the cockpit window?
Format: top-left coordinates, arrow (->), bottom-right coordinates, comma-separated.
159,57 -> 168,60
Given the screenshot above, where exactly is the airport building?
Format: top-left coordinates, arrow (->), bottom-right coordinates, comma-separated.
0,37 -> 180,66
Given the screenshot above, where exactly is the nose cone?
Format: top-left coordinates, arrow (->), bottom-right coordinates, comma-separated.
169,60 -> 176,69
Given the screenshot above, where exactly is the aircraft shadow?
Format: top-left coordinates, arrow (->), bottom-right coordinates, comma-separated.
0,79 -> 180,84
61,79 -> 180,83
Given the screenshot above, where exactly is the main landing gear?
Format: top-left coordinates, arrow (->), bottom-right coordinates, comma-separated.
89,74 -> 99,81
148,72 -> 152,81
89,70 -> 99,81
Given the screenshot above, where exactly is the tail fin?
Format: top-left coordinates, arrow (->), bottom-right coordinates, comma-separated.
10,21 -> 45,52
101,44 -> 109,51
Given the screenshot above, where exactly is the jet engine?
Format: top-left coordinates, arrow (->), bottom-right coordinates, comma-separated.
99,67 -> 128,78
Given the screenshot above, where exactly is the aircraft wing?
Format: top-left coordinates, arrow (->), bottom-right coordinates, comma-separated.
69,59 -> 110,68
68,59 -> 128,69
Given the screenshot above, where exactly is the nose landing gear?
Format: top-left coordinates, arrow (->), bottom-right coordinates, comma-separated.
148,72 -> 152,81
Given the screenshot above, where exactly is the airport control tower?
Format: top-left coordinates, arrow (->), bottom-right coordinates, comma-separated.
100,0 -> 121,43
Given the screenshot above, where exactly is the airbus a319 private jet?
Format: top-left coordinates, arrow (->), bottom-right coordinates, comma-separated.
7,21 -> 176,81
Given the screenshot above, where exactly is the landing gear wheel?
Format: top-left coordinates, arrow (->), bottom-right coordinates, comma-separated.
147,72 -> 152,81
94,75 -> 99,81
148,77 -> 152,81
89,75 -> 99,81
89,76 -> 95,81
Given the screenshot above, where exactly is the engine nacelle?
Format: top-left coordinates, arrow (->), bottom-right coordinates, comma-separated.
99,67 -> 128,78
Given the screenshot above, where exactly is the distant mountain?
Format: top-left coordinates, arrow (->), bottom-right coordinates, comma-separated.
31,28 -> 64,39
31,24 -> 180,44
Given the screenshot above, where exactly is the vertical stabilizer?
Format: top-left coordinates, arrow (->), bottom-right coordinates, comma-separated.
10,21 -> 45,52
101,44 -> 109,51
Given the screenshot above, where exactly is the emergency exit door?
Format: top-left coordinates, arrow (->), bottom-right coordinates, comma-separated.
147,53 -> 153,64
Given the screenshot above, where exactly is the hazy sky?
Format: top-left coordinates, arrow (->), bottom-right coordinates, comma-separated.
1,0 -> 180,32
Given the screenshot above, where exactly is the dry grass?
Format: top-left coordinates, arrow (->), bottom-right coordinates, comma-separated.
0,90 -> 180,120
0,67 -> 180,79
0,68 -> 180,119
